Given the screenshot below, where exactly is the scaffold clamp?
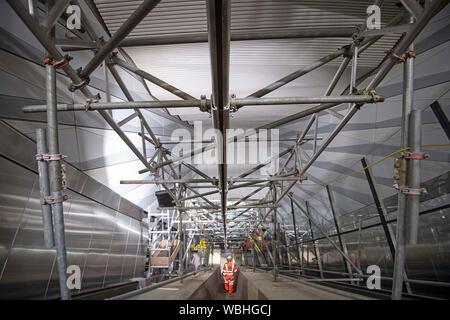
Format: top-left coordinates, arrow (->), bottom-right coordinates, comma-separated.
230,94 -> 237,112
69,77 -> 90,92
401,151 -> 429,160
84,93 -> 101,111
386,49 -> 416,64
43,194 -> 69,205
43,54 -> 72,69
199,95 -> 209,112
36,153 -> 67,162
400,187 -> 427,196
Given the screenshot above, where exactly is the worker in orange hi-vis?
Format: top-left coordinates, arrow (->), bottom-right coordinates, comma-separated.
222,255 -> 238,294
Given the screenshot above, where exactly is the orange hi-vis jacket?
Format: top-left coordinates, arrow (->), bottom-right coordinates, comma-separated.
222,261 -> 238,284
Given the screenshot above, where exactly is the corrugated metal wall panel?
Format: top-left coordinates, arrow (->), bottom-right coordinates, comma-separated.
95,0 -> 399,38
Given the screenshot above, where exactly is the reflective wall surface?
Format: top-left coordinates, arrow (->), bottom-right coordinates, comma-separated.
0,156 -> 146,299
0,123 -> 147,299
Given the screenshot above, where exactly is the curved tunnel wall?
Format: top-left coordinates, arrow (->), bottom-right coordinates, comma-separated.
0,122 -> 147,299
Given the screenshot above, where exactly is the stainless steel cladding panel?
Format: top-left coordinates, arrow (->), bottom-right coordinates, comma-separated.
0,157 -> 146,299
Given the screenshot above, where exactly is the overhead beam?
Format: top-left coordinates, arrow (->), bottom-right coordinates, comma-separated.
257,0 -> 447,221
241,47 -> 347,106
22,94 -> 383,112
6,0 -> 155,175
256,10 -> 407,130
43,0 -> 70,30
120,176 -> 304,185
61,27 -> 357,50
206,0 -> 231,245
115,49 -> 192,129
112,56 -> 196,101
77,0 -> 161,81
400,0 -> 424,19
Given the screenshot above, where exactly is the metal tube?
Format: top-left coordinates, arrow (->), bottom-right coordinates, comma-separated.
73,0 -> 99,42
6,0 -> 81,83
62,28 -> 360,51
258,102 -> 340,130
233,177 -> 305,183
117,111 -> 138,127
259,180 -> 298,222
120,176 -> 304,185
326,185 -> 353,277
78,0 -> 162,80
233,184 -> 269,206
237,148 -> 293,178
179,205 -> 185,282
278,150 -> 294,175
6,0 -> 155,174
159,205 -> 278,210
357,216 -> 362,271
366,0 -> 447,91
181,162 -> 214,181
361,157 -> 396,257
107,64 -> 161,149
237,95 -> 384,106
254,3 -> 444,220
22,99 -> 202,113
104,61 -> 111,103
300,105 -> 359,176
28,0 -> 37,17
326,57 -> 351,96
313,115 -> 319,154
207,0 -> 231,243
112,57 -> 196,101
256,11 -> 406,131
120,179 -> 215,185
35,128 -> 54,248
44,0 -> 70,30
100,109 -> 154,172
405,109 -> 422,245
45,6 -> 70,298
140,119 -> 147,159
149,126 -> 310,172
305,201 -> 324,278
279,55 -> 351,156
243,47 -> 347,103
118,27 -> 356,47
350,45 -> 358,94
272,184 -> 278,281
290,196 -> 302,271
392,37 -> 415,300
291,196 -> 362,274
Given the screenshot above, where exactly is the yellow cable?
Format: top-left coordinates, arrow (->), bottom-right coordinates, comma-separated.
306,143 -> 450,187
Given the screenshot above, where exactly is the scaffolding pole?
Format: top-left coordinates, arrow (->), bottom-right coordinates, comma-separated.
45,1 -> 70,300
392,27 -> 415,301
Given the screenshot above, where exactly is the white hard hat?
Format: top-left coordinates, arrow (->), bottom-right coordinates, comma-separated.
226,255 -> 232,260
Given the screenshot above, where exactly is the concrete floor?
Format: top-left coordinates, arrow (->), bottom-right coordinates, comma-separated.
127,271 -> 214,300
125,268 -> 371,300
242,270 -> 370,300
